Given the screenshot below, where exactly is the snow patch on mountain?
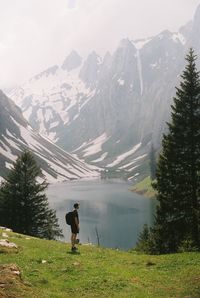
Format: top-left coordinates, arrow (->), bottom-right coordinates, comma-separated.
0,138 -> 18,161
48,132 -> 58,142
1,118 -> 99,183
118,154 -> 147,170
128,172 -> 140,181
118,161 -> 136,169
132,37 -> 152,49
49,121 -> 59,129
150,62 -> 158,69
117,78 -> 125,86
24,106 -> 33,120
4,136 -> 22,152
91,152 -> 108,163
127,165 -> 140,172
106,143 -> 142,167
172,32 -> 186,45
5,162 -> 13,169
9,63 -> 93,140
83,133 -> 109,157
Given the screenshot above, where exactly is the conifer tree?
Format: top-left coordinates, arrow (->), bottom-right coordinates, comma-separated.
151,49 -> 200,253
0,151 -> 62,239
135,224 -> 150,253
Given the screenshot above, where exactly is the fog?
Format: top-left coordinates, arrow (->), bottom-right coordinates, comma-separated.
0,0 -> 199,88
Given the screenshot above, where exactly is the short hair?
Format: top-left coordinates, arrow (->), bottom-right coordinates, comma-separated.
74,203 -> 79,209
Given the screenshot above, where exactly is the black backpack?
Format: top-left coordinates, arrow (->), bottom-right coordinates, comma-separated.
65,211 -> 73,225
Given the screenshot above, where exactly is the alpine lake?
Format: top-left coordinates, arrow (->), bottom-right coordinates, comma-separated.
46,179 -> 156,250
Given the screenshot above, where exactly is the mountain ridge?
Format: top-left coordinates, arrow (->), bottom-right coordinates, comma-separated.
0,90 -> 99,182
7,4 -> 200,181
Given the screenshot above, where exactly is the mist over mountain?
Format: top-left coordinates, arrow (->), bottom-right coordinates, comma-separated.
7,4 -> 200,181
0,90 -> 98,182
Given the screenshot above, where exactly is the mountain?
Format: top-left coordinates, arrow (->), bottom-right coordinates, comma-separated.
0,90 -> 99,182
7,4 -> 200,181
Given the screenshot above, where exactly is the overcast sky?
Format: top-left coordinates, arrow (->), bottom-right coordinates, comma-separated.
0,0 -> 200,88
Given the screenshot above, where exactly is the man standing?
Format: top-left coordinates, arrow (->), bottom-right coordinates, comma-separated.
71,203 -> 80,252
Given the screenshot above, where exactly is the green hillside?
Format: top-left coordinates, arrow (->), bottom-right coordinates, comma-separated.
131,176 -> 156,198
0,228 -> 200,298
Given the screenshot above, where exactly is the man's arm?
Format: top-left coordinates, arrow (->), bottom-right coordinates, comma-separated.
75,217 -> 79,231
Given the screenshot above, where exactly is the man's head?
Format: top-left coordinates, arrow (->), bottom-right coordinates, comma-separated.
74,203 -> 79,209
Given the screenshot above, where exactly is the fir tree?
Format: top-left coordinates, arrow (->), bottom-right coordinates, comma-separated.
151,49 -> 200,253
0,151 -> 62,239
135,224 -> 150,253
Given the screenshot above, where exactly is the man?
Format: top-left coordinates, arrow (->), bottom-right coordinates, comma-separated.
71,203 -> 80,252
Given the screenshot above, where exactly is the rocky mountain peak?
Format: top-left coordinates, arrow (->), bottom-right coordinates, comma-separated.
158,29 -> 172,39
86,51 -> 101,64
61,50 -> 82,71
30,65 -> 59,82
111,38 -> 137,79
119,38 -> 133,49
79,51 -> 101,88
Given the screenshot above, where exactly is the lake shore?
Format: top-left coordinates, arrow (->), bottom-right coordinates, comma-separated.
46,179 -> 155,250
131,176 -> 156,199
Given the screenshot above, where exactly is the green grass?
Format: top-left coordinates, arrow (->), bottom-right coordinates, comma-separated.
0,229 -> 200,297
131,176 -> 156,198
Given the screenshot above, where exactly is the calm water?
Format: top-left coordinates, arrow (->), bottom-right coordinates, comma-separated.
46,179 -> 155,250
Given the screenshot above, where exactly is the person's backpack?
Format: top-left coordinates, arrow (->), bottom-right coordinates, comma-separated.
65,211 -> 73,225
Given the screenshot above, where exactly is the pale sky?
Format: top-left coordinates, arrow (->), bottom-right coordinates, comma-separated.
0,0 -> 200,88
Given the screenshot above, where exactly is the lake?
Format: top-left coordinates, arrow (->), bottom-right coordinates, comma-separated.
46,179 -> 155,250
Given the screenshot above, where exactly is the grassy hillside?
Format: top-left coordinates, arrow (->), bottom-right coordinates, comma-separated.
0,229 -> 200,298
131,176 -> 156,198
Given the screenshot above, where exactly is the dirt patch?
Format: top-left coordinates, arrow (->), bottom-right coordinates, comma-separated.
0,247 -> 19,254
0,264 -> 31,298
